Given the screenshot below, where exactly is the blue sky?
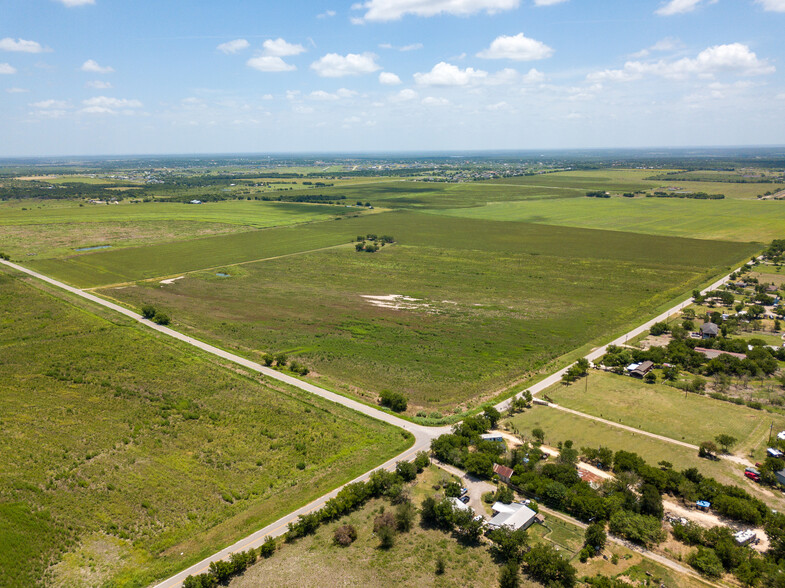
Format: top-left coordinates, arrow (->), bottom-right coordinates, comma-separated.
2,0 -> 785,156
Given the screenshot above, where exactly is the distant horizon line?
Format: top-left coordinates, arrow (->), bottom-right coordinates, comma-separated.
2,144 -> 785,162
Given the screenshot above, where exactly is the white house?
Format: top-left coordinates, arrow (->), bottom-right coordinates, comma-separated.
488,502 -> 538,531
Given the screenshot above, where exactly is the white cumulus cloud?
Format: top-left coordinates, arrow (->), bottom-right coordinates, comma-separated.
0,38 -> 49,53
81,59 -> 114,73
57,0 -> 95,6
390,88 -> 418,101
379,71 -> 402,85
353,0 -> 519,22
217,39 -> 250,54
757,0 -> 785,10
0,63 -> 17,74
588,43 -> 774,82
533,0 -> 568,5
262,38 -> 306,57
477,33 -> 553,61
422,96 -> 449,106
522,68 -> 545,83
247,55 -> 296,72
656,0 -> 716,16
80,96 -> 142,114
310,52 -> 380,77
414,62 -> 488,86
6,87 -> 28,93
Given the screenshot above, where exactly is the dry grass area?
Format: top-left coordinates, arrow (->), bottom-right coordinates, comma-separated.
0,221 -> 248,259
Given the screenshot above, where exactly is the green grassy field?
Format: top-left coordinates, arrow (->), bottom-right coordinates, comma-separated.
89,214 -> 755,411
0,269 -> 410,587
31,210 -> 756,288
431,197 -> 785,242
545,372 -> 785,460
504,405 -> 785,510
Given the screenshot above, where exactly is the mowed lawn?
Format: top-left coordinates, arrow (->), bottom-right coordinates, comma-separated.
0,270 -> 410,588
95,214 -> 756,410
504,406 -> 785,510
431,197 -> 785,242
546,372 -> 785,459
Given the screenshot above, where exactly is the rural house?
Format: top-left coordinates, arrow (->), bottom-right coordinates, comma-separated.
493,463 -> 514,484
629,360 -> 654,378
488,502 -> 538,531
700,322 -> 720,338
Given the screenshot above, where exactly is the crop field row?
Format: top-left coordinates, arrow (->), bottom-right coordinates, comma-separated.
92,214 -> 756,410
0,269 -> 409,587
431,197 -> 785,242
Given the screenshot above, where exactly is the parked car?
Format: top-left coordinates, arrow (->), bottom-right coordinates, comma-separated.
460,487 -> 468,496
745,470 -> 761,482
459,495 -> 470,504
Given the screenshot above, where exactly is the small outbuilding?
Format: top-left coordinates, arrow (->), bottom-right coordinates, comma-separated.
629,360 -> 654,378
480,433 -> 506,444
775,468 -> 785,487
493,463 -> 514,484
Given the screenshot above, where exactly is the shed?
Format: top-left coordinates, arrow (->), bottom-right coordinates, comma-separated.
480,433 -> 505,444
776,469 -> 785,487
630,360 -> 654,378
493,463 -> 514,484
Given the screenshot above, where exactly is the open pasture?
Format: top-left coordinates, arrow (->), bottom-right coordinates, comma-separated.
0,269 -> 408,587
431,197 -> 785,242
490,169 -> 662,192
546,372 -> 785,460
94,214 -> 755,410
31,210 -> 756,289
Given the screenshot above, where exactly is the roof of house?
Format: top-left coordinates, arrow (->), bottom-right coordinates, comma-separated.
493,463 -> 514,479
630,360 -> 654,376
700,322 -> 720,335
488,503 -> 538,530
449,497 -> 472,512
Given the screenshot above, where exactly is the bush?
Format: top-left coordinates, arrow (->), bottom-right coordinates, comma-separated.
379,390 -> 407,412
140,304 -> 156,319
152,311 -> 170,325
608,511 -> 664,546
258,536 -> 276,558
0,252 -> 10,261
333,524 -> 357,546
274,353 -> 288,367
523,543 -> 577,587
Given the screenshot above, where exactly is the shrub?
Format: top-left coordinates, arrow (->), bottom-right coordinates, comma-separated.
140,304 -> 156,319
333,524 -> 357,546
379,390 -> 407,412
688,547 -> 724,578
258,536 -> 276,558
152,311 -> 170,325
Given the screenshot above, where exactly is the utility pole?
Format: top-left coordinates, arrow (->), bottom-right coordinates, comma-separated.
769,421 -> 774,446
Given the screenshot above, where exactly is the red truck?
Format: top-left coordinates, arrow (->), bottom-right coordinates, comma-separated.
745,467 -> 761,482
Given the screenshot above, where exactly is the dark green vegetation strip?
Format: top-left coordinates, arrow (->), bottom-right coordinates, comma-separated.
96,214 -> 757,410
0,271 -> 410,587
32,211 -> 756,288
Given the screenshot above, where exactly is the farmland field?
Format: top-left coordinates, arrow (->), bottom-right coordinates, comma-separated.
431,197 -> 785,242
544,372 -> 785,460
0,268 -> 409,587
91,213 -> 757,411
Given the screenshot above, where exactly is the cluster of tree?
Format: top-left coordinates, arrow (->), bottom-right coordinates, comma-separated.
264,193 -> 344,203
140,304 -> 171,325
600,337 -> 783,380
379,389 -> 408,412
355,234 -> 395,253
182,538 -> 276,587
764,239 -> 785,263
430,409 -> 512,478
0,181 -> 134,201
648,191 -> 725,199
562,358 -> 590,383
286,453 -> 430,542
672,521 -> 784,584
585,191 -> 610,198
